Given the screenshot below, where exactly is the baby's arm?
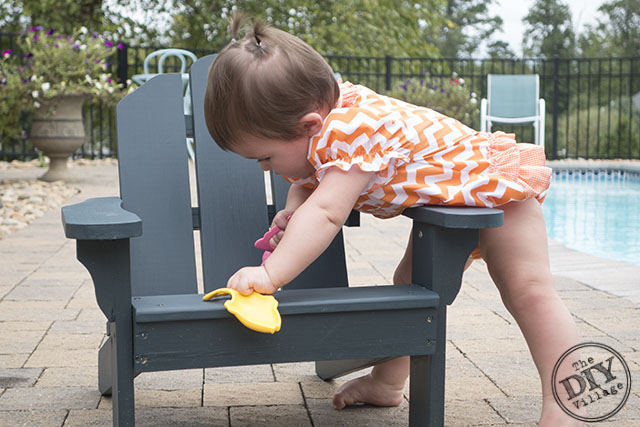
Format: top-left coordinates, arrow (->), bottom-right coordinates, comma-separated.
268,184 -> 314,248
227,166 -> 373,294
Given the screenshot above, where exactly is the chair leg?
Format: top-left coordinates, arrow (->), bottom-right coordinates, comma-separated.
409,306 -> 447,427
98,335 -> 113,396
111,320 -> 135,427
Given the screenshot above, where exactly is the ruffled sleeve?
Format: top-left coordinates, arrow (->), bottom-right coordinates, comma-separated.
308,106 -> 411,184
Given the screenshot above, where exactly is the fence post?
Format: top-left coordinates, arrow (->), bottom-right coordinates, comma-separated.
117,43 -> 129,88
385,54 -> 393,91
551,55 -> 559,160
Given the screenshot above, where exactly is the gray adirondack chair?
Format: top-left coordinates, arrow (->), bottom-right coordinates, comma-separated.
61,54 -> 503,426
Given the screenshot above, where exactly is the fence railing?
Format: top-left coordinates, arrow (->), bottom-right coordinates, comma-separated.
2,33 -> 639,161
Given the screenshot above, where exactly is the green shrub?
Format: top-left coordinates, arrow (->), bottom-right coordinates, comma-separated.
554,98 -> 639,159
386,73 -> 480,126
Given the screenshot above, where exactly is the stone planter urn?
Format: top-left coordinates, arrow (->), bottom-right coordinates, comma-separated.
29,94 -> 86,182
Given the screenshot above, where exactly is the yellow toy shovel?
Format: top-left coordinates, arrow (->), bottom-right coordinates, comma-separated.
202,288 -> 281,334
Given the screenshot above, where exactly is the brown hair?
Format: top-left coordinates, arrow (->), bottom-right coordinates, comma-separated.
204,14 -> 340,150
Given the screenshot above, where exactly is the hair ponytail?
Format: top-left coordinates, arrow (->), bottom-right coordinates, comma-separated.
229,11 -> 246,43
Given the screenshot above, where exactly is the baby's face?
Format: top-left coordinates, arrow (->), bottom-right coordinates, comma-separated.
231,135 -> 314,179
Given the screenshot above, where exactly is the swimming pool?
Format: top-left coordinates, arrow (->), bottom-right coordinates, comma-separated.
542,169 -> 640,266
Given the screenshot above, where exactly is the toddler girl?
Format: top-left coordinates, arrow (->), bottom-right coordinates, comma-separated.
204,15 -> 582,426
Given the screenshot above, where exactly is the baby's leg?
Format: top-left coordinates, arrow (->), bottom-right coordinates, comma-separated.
479,198 -> 582,426
333,234 -> 414,409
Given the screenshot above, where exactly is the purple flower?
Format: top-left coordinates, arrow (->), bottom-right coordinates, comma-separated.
33,34 -> 39,41
29,26 -> 42,32
107,78 -> 112,83
24,53 -> 33,59
72,44 -> 80,51
419,79 -> 424,86
46,28 -> 55,35
104,40 -> 113,47
53,43 -> 59,48
401,84 -> 408,92
117,43 -> 124,50
1,49 -> 11,56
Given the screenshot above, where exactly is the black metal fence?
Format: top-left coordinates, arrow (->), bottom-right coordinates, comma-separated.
2,32 -> 639,161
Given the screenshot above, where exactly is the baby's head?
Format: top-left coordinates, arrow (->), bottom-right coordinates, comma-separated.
204,14 -> 340,151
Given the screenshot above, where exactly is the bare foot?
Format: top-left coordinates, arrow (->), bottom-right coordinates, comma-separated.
333,373 -> 405,410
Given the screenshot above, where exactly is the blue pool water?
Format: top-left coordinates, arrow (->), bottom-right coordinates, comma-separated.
542,170 -> 640,266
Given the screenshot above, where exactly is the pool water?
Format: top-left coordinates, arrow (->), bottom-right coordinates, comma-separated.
542,170 -> 640,266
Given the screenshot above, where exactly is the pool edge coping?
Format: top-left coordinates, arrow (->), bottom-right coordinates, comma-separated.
547,159 -> 640,173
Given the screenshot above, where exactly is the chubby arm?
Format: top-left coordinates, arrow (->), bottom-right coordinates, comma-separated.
270,183 -> 314,233
227,166 -> 373,294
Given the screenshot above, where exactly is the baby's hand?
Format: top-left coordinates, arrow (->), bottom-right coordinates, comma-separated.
268,210 -> 293,249
227,266 -> 279,295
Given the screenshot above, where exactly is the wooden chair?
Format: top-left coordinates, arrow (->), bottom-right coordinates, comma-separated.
62,54 -> 503,426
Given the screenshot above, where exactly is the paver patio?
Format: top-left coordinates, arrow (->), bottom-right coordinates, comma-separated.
0,162 -> 638,426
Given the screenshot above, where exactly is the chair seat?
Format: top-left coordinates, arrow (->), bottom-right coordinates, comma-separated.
132,284 -> 440,372
133,284 -> 439,323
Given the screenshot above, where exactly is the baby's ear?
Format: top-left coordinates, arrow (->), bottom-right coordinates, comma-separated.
300,112 -> 323,136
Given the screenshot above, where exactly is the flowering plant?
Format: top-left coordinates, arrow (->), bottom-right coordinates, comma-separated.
387,72 -> 479,125
0,26 -> 130,141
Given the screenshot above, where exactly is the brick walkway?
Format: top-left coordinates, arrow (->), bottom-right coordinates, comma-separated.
0,162 -> 638,426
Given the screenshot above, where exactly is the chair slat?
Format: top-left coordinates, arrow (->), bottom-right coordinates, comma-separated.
116,74 -> 197,296
190,55 -> 270,292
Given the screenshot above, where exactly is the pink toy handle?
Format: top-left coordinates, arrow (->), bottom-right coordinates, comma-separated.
254,216 -> 291,264
254,225 -> 282,252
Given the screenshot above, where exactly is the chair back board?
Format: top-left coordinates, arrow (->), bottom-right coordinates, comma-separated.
189,55 -> 349,292
116,74 -> 198,296
487,74 -> 539,119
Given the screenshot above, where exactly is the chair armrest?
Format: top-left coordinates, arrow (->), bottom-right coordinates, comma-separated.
62,197 -> 142,240
403,206 -> 503,229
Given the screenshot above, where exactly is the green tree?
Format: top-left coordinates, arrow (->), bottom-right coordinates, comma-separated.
427,0 -> 503,58
1,0 -> 105,34
486,40 -> 515,59
578,0 -> 640,57
167,1 -> 447,57
0,0 -> 170,42
522,0 -> 576,58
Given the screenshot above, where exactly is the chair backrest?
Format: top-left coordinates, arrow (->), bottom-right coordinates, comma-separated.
487,74 -> 539,119
116,74 -> 197,297
143,48 -> 198,75
115,54 -> 349,296
189,55 -> 349,292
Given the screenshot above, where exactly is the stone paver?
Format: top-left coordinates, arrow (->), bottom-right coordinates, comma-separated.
0,161 -> 639,426
230,405 -> 312,427
204,382 -> 304,406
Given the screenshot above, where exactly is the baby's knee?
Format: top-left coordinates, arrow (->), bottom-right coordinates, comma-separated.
499,275 -> 556,314
501,282 -> 558,314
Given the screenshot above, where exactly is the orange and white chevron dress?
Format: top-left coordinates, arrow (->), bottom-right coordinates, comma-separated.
288,83 -> 551,220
